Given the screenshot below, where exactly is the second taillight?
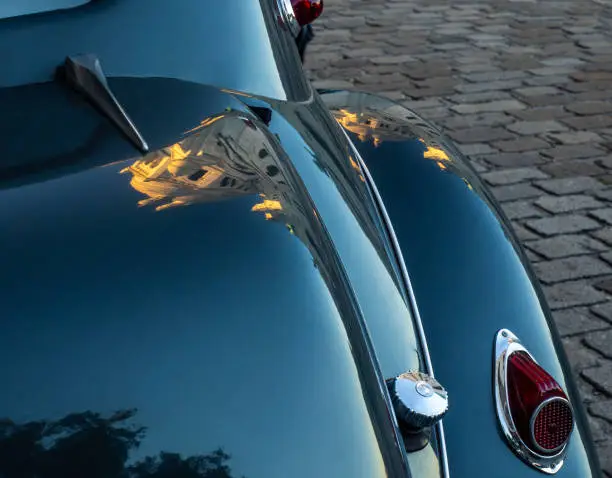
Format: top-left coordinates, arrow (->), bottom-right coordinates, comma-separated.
291,0 -> 324,26
506,351 -> 574,455
494,329 -> 574,473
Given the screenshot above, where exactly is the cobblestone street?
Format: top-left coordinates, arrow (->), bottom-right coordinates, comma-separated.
306,0 -> 612,473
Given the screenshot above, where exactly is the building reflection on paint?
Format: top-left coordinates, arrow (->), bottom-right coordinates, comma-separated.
120,110 -> 332,266
323,90 -> 474,189
120,112 -> 288,212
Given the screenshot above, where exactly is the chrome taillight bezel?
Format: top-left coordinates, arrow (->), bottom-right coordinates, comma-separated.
275,0 -> 301,36
494,329 -> 572,474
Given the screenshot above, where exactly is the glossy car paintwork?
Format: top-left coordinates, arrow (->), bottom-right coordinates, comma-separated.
322,90 -> 601,478
0,80 -> 413,478
246,93 -> 444,477
0,0 -> 309,101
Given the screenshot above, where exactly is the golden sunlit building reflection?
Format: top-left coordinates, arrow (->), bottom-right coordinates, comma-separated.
120,111 -> 323,262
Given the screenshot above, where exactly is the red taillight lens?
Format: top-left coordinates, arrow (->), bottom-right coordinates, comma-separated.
506,351 -> 574,455
291,0 -> 324,26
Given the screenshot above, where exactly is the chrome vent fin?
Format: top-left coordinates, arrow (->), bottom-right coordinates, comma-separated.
62,54 -> 148,153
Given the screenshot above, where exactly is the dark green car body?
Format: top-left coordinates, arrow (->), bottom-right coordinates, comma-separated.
0,1 -> 601,477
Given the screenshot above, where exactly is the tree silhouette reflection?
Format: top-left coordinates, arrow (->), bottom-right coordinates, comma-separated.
0,410 -> 240,478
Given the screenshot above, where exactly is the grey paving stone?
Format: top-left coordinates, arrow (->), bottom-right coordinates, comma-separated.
587,415 -> 612,444
482,167 -> 548,186
462,70 -> 527,82
535,195 -> 604,214
450,100 -> 527,114
502,200 -> 543,220
526,233 -> 608,259
326,16 -> 367,28
512,223 -> 540,241
585,329 -> 612,360
582,365 -> 612,396
597,444 -> 612,477
541,145 -> 607,160
522,76 -> 571,87
507,120 -> 568,135
592,302 -> 612,323
371,54 -> 417,65
562,114 -> 612,130
491,183 -> 543,202
590,399 -> 612,423
456,143 -> 497,156
514,86 -> 562,97
541,159 -> 607,178
590,208 -> 612,225
414,77 -> 458,90
546,131 -> 603,145
575,90 -> 612,102
343,48 -> 385,59
595,277 -> 612,295
534,256 -> 612,284
575,376 -> 600,407
480,151 -> 547,167
595,188 -> 612,202
405,86 -> 457,99
440,113 -> 514,129
572,71 -> 612,82
526,249 -> 544,263
493,137 -> 549,152
545,280 -> 609,309
536,176 -> 605,195
406,67 -> 454,81
526,215 -> 601,236
447,91 -> 513,104
592,228 -> 612,246
530,66 -> 579,76
542,57 -> 585,67
402,98 -> 445,110
598,157 -> 612,171
454,79 -> 523,94
520,94 -> 575,107
566,101 -> 612,116
454,63 -> 499,75
553,308 -> 610,336
447,127 -> 515,143
509,106 -> 571,122
418,107 -> 453,120
562,336 -> 604,372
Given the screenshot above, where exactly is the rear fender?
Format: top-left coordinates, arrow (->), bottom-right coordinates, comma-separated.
320,90 -> 601,478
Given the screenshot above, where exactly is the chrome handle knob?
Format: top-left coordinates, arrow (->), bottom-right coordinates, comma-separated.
387,371 -> 448,430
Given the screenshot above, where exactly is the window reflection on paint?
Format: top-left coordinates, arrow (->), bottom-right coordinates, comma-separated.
322,91 -> 477,191
120,112 -> 288,212
120,111 -> 318,243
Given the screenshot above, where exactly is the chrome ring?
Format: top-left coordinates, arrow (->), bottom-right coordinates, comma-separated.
529,396 -> 574,456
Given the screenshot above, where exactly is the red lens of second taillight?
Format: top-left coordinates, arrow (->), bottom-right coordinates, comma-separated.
533,398 -> 574,452
291,0 -> 324,26
506,351 -> 573,455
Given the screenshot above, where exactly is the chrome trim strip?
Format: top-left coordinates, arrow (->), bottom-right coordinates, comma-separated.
275,0 -> 301,36
494,329 -> 570,474
529,397 -> 573,455
345,131 -> 450,478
